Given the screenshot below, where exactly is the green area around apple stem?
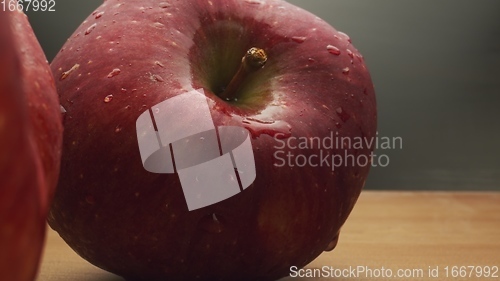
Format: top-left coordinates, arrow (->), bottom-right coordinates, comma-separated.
189,20 -> 275,111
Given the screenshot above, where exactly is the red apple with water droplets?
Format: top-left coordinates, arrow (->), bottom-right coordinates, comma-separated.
0,9 -> 63,281
49,0 -> 376,280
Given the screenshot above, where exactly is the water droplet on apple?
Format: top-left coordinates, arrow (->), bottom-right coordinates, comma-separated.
60,105 -> 67,114
292,36 -> 306,43
107,68 -> 121,78
342,67 -> 350,75
153,22 -> 165,28
242,118 -> 292,139
115,126 -> 122,133
244,0 -> 263,4
60,64 -> 80,80
346,49 -> 354,58
159,2 -> 171,8
95,12 -> 104,19
155,61 -> 165,68
337,31 -> 352,43
336,107 -> 350,122
85,23 -> 97,35
104,95 -> 114,103
199,213 -> 224,234
325,233 -> 340,251
150,74 -> 165,82
327,45 -> 341,55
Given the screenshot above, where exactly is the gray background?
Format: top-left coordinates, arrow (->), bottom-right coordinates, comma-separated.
26,0 -> 500,191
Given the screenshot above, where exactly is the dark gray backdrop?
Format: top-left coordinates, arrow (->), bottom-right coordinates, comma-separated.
26,0 -> 500,191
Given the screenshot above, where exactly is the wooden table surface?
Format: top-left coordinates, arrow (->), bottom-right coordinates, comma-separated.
37,191 -> 500,281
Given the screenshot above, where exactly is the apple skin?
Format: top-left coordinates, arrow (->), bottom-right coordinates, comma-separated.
0,10 -> 63,281
49,0 -> 376,280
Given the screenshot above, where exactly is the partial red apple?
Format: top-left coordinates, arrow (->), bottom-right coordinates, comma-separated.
49,0 -> 376,280
0,10 -> 63,281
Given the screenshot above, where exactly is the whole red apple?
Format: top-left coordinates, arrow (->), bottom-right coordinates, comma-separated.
0,10 -> 63,281
49,0 -> 376,280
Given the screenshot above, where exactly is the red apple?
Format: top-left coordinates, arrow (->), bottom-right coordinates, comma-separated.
49,0 -> 376,280
0,10 -> 63,281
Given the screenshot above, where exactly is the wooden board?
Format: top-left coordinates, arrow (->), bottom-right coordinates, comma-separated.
37,191 -> 500,280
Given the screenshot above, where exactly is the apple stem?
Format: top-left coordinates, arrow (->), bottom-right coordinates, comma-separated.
219,47 -> 267,101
